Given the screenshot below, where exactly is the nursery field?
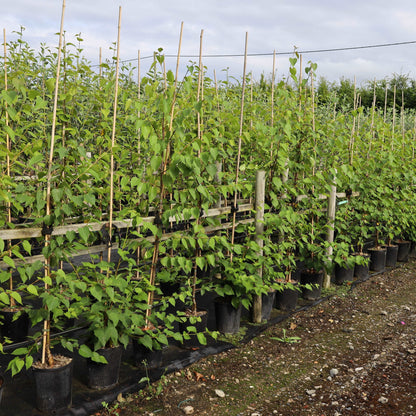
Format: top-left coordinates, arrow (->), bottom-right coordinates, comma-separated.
94,260 -> 416,416
2,13 -> 416,414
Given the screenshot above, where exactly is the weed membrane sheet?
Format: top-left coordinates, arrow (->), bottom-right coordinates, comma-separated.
0,290 -> 332,416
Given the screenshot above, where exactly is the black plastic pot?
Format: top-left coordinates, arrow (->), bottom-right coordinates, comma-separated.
133,342 -> 163,370
214,299 -> 242,334
261,291 -> 276,321
0,309 -> 29,343
334,264 -> 354,285
32,357 -> 73,413
368,247 -> 387,272
409,241 -> 416,258
86,345 -> 123,389
300,270 -> 323,300
384,244 -> 398,268
394,240 -> 411,262
179,309 -> 209,348
159,281 -> 181,297
353,253 -> 370,280
274,285 -> 299,311
0,375 -> 4,405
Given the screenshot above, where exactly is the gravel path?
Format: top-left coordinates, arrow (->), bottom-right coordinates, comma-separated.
94,260 -> 416,416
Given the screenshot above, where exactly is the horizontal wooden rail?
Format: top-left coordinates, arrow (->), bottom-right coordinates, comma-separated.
0,218 -> 254,268
0,203 -> 254,241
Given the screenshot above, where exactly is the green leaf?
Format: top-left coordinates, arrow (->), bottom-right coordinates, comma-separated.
78,344 -> 93,359
45,78 -> 56,93
22,240 -> 31,255
140,334 -> 153,350
27,284 -> 39,296
79,226 -> 90,243
196,332 -> 207,345
3,256 -> 15,269
10,292 -> 22,305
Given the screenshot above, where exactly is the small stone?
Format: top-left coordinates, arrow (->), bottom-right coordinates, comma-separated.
306,389 -> 316,396
355,367 -> 364,372
330,368 -> 339,377
332,401 -> 339,405
182,405 -> 194,415
251,413 -> 261,416
215,389 -> 226,398
378,396 -> 388,404
380,310 -> 388,316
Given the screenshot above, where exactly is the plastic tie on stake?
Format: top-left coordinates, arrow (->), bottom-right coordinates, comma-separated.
230,203 -> 239,214
41,223 -> 54,237
101,223 -> 112,248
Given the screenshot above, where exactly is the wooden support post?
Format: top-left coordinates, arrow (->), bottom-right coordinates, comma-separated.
324,171 -> 337,289
252,170 -> 266,323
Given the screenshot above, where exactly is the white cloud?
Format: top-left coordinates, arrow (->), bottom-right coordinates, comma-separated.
3,0 -> 416,83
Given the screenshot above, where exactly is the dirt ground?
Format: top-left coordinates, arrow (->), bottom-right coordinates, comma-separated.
94,260 -> 416,416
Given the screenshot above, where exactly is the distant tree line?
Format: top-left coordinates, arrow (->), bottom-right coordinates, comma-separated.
316,73 -> 416,111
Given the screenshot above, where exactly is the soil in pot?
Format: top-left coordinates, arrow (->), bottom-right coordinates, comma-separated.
300,270 -> 323,301
274,283 -> 299,311
384,244 -> 399,268
32,355 -> 73,413
394,240 -> 411,262
86,345 -> 123,390
179,309 -> 208,348
214,299 -> 242,334
334,264 -> 354,285
0,308 -> 29,343
261,291 -> 276,321
353,253 -> 370,280
368,247 -> 387,272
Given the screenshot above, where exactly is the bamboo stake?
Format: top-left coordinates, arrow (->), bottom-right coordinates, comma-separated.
391,84 -> 396,151
136,50 -> 142,280
168,21 -> 184,132
4,29 -> 15,307
213,69 -> 220,113
107,6 -> 122,266
230,32 -> 248,262
146,22 -> 184,326
383,84 -> 388,123
324,171 -> 337,289
196,29 -> 204,157
190,29 -> 205,314
42,0 -> 66,366
311,66 -> 316,181
298,54 -> 302,112
413,113 -> 416,160
349,76 -> 357,165
252,170 -> 265,323
367,78 -> 377,159
269,50 -> 276,161
401,90 -> 405,155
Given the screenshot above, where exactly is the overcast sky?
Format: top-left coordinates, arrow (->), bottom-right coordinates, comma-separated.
4,0 -> 416,85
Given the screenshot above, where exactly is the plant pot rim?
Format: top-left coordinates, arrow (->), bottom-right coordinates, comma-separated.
32,355 -> 73,371
368,246 -> 387,251
183,308 -> 208,317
